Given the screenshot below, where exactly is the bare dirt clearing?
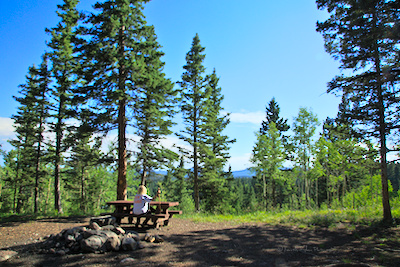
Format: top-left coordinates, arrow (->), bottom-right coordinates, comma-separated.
1,216 -> 399,266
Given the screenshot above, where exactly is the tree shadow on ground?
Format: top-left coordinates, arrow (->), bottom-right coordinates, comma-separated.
2,220 -> 400,266
0,215 -> 88,228
165,224 -> 400,266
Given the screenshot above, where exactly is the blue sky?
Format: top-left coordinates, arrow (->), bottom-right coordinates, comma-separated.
0,0 -> 341,170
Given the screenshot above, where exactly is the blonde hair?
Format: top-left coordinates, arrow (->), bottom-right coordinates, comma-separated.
138,185 -> 147,195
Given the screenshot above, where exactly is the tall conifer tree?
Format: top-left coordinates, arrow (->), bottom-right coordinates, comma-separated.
260,98 -> 290,135
178,34 -> 208,211
12,59 -> 51,213
83,0 -> 163,200
46,0 -> 81,213
316,0 -> 400,221
133,27 -> 177,186
199,69 -> 235,212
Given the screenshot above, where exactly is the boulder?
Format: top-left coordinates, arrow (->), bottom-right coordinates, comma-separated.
121,237 -> 137,251
39,222 -> 162,254
120,257 -> 136,265
0,250 -> 18,262
126,231 -> 140,242
89,221 -> 101,230
80,235 -> 107,253
89,215 -> 116,227
65,226 -> 87,236
104,235 -> 121,251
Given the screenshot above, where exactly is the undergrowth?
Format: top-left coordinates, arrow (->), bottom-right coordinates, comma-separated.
183,205 -> 400,228
3,205 -> 399,229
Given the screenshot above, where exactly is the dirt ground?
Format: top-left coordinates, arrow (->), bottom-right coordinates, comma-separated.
1,216 -> 400,266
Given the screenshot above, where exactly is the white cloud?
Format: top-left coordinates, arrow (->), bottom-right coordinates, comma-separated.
99,132 -> 192,156
159,135 -> 191,152
227,152 -> 253,171
228,111 -> 264,125
0,117 -> 15,137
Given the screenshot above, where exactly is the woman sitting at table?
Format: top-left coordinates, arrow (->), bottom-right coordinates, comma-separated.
133,185 -> 153,226
133,185 -> 152,215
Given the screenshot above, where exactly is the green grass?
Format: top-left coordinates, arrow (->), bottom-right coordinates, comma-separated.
181,206 -> 396,228
3,204 -> 399,229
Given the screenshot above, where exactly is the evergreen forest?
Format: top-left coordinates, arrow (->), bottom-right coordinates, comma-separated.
1,0 -> 400,225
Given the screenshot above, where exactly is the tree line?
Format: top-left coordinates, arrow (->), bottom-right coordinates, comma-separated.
1,0 -> 400,222
0,0 -> 232,215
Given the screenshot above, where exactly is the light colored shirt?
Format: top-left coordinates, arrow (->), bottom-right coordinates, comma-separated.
133,194 -> 152,215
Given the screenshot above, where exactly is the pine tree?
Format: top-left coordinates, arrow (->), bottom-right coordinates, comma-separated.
64,110 -> 108,213
82,0 -> 153,200
172,157 -> 194,212
133,26 -> 178,185
1,150 -> 20,212
316,0 -> 400,222
178,34 -> 208,211
198,69 -> 235,212
260,98 -> 290,135
11,58 -> 51,213
257,97 -> 290,202
46,0 -> 81,213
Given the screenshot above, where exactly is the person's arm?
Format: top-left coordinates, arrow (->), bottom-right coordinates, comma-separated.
143,194 -> 152,202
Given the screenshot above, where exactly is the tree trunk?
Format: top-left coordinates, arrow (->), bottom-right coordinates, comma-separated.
35,88 -> 46,213
305,176 -> 309,208
140,133 -> 149,186
80,167 -> 85,212
193,129 -> 200,211
34,150 -> 40,213
117,97 -> 127,200
141,167 -> 148,186
34,125 -> 43,213
272,179 -> 276,208
372,9 -> 392,222
315,177 -> 319,207
44,176 -> 51,214
262,174 -> 267,211
377,85 -> 392,222
342,173 -> 347,204
54,92 -> 64,214
117,24 -> 127,201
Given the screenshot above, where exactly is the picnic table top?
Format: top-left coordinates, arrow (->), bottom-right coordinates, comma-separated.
106,200 -> 179,206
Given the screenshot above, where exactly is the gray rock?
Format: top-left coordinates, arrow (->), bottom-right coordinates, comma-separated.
55,249 -> 66,256
126,231 -> 139,241
80,235 -> 107,252
121,237 -> 137,251
0,250 -> 18,262
65,234 -> 75,243
120,257 -> 136,265
144,233 -> 155,243
100,225 -> 115,231
81,229 -> 103,239
113,226 -> 125,235
65,226 -> 86,236
104,235 -> 121,251
154,235 -> 164,243
90,221 -> 101,230
90,215 -> 116,227
99,230 -> 118,239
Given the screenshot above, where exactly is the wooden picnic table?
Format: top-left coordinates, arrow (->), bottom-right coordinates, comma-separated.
106,200 -> 181,228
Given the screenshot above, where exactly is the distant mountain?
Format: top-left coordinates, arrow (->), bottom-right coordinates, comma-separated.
154,168 -> 256,178
154,170 -> 168,176
153,167 -> 293,179
232,168 -> 255,178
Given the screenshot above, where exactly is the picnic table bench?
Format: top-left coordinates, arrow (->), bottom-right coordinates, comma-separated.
105,200 -> 182,228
